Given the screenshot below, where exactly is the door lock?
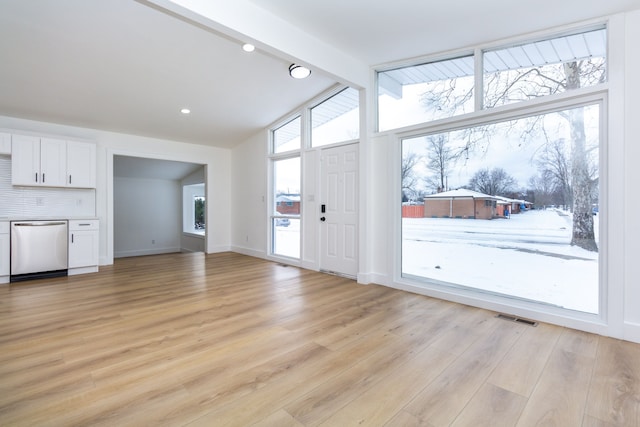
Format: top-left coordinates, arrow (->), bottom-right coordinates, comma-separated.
320,217 -> 326,222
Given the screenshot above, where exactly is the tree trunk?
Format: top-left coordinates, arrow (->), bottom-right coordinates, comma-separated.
565,62 -> 598,252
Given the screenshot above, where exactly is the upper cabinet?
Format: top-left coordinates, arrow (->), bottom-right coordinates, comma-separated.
11,135 -> 67,186
66,141 -> 96,188
11,134 -> 96,188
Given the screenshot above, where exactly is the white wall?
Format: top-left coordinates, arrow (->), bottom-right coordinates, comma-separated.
230,130 -> 268,258
114,176 -> 181,257
0,115 -> 232,265
623,9 -> 640,341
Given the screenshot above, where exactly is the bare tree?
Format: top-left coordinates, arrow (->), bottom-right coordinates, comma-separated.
468,167 -> 517,196
401,151 -> 421,201
424,134 -> 456,192
528,172 -> 564,208
421,53 -> 602,251
536,138 -> 572,209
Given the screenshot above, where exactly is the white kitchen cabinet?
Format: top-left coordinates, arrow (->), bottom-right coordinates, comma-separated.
66,141 -> 96,188
68,220 -> 99,274
0,222 -> 9,283
11,135 -> 96,188
0,133 -> 11,155
11,135 -> 66,187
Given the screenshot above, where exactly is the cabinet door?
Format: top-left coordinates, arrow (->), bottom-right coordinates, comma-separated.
11,135 -> 40,185
40,138 -> 67,187
69,230 -> 99,268
66,141 -> 96,188
0,232 -> 9,276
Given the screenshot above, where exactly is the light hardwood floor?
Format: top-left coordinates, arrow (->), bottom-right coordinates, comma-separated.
0,252 -> 638,426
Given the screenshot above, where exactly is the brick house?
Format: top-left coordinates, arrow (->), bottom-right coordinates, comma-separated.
424,189 -> 497,220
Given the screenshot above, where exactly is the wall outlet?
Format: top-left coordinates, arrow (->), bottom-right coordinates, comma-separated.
152,239 -> 155,244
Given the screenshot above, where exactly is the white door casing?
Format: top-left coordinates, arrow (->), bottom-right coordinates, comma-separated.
320,144 -> 358,278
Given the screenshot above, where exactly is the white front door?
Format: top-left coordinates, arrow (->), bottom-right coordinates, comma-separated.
320,144 -> 358,278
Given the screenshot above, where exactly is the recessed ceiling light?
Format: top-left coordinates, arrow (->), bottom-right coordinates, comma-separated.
289,64 -> 311,79
180,108 -> 191,114
242,43 -> 255,52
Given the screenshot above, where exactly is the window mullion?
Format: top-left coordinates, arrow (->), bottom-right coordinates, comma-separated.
474,48 -> 484,112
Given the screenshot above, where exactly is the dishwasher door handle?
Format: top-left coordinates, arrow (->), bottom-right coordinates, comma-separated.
13,222 -> 67,227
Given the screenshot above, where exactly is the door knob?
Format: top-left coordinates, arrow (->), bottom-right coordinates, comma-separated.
320,216 -> 326,222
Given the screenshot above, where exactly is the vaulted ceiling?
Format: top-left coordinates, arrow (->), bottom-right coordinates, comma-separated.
0,0 -> 638,149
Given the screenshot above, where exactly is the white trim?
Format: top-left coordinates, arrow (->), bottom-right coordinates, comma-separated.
624,322 -> 640,344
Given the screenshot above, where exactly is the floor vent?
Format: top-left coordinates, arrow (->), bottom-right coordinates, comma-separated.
496,313 -> 538,327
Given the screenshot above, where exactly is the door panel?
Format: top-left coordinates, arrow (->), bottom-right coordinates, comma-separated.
320,144 -> 358,278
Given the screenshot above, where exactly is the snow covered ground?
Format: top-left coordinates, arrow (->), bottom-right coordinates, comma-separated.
402,209 -> 599,313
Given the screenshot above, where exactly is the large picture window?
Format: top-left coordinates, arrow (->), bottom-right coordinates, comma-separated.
402,103 -> 600,313
394,27 -> 605,314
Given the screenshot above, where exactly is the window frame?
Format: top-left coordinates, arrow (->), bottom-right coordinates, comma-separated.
393,87 -> 608,322
376,24 -> 610,323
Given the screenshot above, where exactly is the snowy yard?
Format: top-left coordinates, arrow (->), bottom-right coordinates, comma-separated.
402,209 -> 599,313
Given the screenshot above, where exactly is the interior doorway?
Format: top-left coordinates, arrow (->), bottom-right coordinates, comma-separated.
113,155 -> 205,258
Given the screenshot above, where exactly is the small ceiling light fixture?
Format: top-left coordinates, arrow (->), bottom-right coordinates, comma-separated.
289,63 -> 311,79
180,108 -> 191,114
242,43 -> 255,52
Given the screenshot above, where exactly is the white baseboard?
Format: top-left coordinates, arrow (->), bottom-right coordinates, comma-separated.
205,245 -> 232,254
230,246 -> 266,259
68,266 -> 99,276
114,247 -> 181,258
624,322 -> 640,344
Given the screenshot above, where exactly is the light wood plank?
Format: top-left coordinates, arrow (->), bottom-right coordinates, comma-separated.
0,252 -> 638,427
515,329 -> 597,427
451,383 -> 527,427
488,321 -> 562,397
585,336 -> 640,426
402,318 -> 525,426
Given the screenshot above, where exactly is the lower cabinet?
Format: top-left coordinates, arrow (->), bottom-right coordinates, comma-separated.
0,222 -> 9,283
68,219 -> 99,275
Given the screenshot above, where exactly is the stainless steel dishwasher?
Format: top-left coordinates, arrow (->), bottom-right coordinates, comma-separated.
10,220 -> 68,282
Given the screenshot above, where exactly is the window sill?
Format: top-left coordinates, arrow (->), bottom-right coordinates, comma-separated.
183,230 -> 205,239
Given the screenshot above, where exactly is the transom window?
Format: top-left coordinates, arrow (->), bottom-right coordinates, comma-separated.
311,87 -> 360,147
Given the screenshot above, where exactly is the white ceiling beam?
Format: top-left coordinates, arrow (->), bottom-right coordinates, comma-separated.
141,0 -> 370,88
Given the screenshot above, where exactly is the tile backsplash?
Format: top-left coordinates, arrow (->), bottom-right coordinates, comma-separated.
0,156 -> 96,218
